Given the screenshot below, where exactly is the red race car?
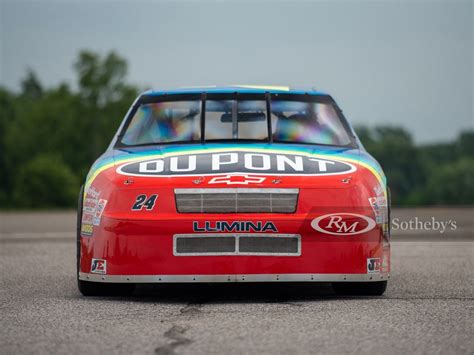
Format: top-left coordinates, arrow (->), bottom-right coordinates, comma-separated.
77,86 -> 390,296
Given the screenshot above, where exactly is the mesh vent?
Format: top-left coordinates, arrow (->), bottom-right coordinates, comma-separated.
239,236 -> 299,254
175,237 -> 236,253
175,188 -> 298,213
174,234 -> 301,256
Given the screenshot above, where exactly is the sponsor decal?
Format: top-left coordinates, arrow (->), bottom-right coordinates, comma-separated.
311,213 -> 376,236
367,258 -> 381,274
117,151 -> 356,177
373,184 -> 384,197
83,198 -> 98,213
368,196 -> 388,225
81,186 -> 108,235
81,212 -> 93,224
370,196 -> 387,209
93,199 -> 108,226
86,186 -> 100,199
81,223 -> 93,236
132,194 -> 158,211
193,221 -> 278,233
208,174 -> 266,185
91,258 -> 107,274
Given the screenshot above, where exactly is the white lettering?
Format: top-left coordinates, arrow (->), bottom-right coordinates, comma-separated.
244,153 -> 271,170
309,158 -> 335,172
276,155 -> 303,171
392,218 -> 400,230
139,159 -> 164,173
326,216 -> 359,233
212,153 -> 238,170
170,156 -> 196,172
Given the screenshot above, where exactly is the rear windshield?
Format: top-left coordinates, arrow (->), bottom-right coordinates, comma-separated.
119,95 -> 353,147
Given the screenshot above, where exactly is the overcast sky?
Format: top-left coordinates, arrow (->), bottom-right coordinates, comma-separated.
1,0 -> 472,143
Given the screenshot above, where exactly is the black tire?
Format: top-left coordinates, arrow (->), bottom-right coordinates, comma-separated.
332,281 -> 387,296
76,185 -> 135,297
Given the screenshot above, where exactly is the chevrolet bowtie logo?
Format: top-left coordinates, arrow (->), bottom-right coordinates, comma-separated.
208,175 -> 266,185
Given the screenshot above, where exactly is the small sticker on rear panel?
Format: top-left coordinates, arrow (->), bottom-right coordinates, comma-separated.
91,259 -> 107,274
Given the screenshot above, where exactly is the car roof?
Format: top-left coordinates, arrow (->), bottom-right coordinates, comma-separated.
140,85 -> 329,97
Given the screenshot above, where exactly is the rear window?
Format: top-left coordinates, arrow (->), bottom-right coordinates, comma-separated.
119,95 -> 353,147
271,100 -> 352,146
121,101 -> 201,145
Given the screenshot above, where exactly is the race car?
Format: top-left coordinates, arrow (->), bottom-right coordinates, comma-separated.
77,85 -> 391,296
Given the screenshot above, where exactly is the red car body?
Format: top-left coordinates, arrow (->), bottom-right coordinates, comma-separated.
77,86 -> 390,296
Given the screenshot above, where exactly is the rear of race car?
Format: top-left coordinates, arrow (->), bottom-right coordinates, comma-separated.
77,145 -> 391,296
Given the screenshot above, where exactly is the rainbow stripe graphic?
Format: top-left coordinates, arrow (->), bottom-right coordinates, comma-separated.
84,144 -> 387,197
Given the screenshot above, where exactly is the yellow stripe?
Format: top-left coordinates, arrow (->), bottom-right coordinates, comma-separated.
232,85 -> 290,91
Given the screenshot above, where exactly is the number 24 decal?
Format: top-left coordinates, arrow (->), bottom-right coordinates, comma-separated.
132,194 -> 158,211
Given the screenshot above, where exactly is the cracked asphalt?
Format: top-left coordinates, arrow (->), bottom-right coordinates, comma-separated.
0,209 -> 473,354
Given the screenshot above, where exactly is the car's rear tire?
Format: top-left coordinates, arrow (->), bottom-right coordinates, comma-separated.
76,185 -> 135,297
332,281 -> 387,296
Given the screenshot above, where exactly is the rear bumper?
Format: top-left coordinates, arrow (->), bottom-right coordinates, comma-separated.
79,272 -> 390,283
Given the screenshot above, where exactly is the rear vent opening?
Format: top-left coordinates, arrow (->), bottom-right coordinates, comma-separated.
175,188 -> 299,213
175,236 -> 236,254
239,236 -> 299,254
174,234 -> 301,256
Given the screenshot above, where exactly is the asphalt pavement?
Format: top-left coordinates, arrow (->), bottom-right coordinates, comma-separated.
0,209 -> 473,354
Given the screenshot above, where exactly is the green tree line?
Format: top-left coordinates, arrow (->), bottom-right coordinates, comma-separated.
0,50 -> 472,208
